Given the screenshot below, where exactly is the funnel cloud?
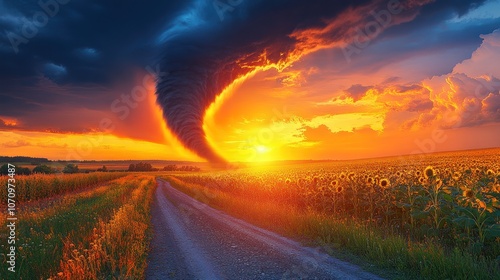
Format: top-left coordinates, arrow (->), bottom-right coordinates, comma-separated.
155,0 -> 479,163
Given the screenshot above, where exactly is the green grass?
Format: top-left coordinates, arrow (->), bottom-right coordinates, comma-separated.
55,176 -> 156,279
1,179 -> 136,279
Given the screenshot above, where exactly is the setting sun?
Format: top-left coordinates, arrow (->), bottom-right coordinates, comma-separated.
255,145 -> 270,154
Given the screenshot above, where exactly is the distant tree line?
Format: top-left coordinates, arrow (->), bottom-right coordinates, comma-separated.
162,164 -> 201,172
0,164 -> 57,175
0,164 -> 32,175
0,156 -> 49,164
0,161 -> 202,175
127,162 -> 201,172
0,163 -> 84,175
128,162 -> 158,172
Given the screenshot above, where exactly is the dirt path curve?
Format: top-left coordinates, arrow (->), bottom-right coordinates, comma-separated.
146,178 -> 384,280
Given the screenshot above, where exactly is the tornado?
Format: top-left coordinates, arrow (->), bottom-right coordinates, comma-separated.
155,0 -> 432,164
155,41 -> 246,165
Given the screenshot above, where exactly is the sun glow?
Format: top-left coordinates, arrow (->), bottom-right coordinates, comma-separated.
255,145 -> 270,154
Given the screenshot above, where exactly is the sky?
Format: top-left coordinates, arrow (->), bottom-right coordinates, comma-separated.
0,0 -> 499,162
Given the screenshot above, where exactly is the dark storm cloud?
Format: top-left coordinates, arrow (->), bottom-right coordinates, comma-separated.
0,0 -> 190,132
0,0 -> 495,163
156,0 -> 491,164
156,0 -> 384,164
0,0 -> 188,98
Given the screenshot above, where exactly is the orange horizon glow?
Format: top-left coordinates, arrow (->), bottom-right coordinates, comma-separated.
2,27 -> 500,162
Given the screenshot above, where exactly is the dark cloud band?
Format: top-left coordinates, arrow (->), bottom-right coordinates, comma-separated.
155,0 -> 438,164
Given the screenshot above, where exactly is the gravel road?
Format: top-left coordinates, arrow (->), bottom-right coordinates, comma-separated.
146,178 -> 384,280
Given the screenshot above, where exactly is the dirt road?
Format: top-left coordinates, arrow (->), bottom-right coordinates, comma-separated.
146,178 -> 384,280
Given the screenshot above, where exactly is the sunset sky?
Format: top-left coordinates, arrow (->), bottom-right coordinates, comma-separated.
0,0 -> 499,162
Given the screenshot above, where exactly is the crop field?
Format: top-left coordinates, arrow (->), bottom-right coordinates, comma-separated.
164,148 -> 500,279
0,174 -> 155,279
1,149 -> 499,279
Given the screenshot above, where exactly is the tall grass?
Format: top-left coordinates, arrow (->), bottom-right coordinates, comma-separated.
0,172 -> 126,202
0,174 -> 154,280
51,176 -> 155,280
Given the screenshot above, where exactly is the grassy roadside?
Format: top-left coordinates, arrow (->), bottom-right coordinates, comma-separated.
51,175 -> 156,280
163,176 -> 499,280
1,174 -> 155,280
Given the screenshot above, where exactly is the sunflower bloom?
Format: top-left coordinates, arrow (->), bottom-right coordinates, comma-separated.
424,166 -> 435,179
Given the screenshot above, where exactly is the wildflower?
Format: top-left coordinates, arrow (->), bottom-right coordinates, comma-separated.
424,166 -> 435,179
379,178 -> 390,188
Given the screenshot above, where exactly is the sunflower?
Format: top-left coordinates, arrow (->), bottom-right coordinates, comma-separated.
418,176 -> 426,184
366,177 -> 374,185
452,172 -> 461,181
330,180 -> 338,187
336,186 -> 344,193
339,173 -> 346,180
486,169 -> 495,176
285,178 -> 291,184
424,166 -> 435,179
379,178 -> 390,188
348,172 -> 355,180
462,188 -> 474,198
